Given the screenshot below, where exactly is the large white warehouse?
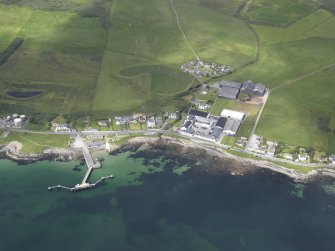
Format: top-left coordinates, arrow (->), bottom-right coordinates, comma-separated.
220,109 -> 246,121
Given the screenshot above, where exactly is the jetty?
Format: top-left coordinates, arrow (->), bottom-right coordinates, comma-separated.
48,134 -> 113,192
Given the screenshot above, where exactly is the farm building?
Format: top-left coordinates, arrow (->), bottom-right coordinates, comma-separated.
181,120 -> 193,130
223,119 -> 241,136
215,117 -> 228,129
188,109 -> 209,119
217,81 -> 242,100
218,87 -> 240,99
194,116 -> 214,129
241,80 -> 266,96
219,81 -> 242,89
220,109 -> 246,121
212,127 -> 223,139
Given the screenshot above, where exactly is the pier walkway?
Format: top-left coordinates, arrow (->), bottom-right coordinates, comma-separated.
48,134 -> 113,192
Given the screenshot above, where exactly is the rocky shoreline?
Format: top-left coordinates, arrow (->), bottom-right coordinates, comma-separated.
125,136 -> 320,182
0,141 -> 81,163
1,135 -> 334,182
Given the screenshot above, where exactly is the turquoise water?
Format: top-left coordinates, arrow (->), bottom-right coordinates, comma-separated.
0,149 -> 335,251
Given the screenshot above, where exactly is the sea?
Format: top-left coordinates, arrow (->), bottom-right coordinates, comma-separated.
0,147 -> 335,251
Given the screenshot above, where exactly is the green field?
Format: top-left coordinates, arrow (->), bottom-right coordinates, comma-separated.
0,0 -> 335,152
226,37 -> 335,88
241,0 -> 318,26
93,0 -> 257,112
0,4 -> 106,114
0,0 -> 257,116
219,1 -> 335,152
0,132 -> 69,153
256,68 -> 335,152
252,9 -> 335,45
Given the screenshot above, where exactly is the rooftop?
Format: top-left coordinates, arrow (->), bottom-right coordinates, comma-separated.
223,119 -> 241,134
219,80 -> 242,89
218,86 -> 240,100
188,109 -> 209,118
215,117 -> 228,129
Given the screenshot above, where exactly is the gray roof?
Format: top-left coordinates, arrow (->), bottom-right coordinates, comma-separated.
211,127 -> 223,139
182,120 -> 193,129
215,117 -> 227,129
195,131 -> 215,140
254,83 -> 266,94
223,119 -> 241,134
188,109 -> 209,118
241,80 -> 255,91
187,128 -> 195,135
219,81 -> 242,89
218,86 -> 240,99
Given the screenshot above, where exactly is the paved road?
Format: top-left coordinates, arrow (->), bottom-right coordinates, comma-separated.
1,126 -> 334,168
0,127 -> 165,136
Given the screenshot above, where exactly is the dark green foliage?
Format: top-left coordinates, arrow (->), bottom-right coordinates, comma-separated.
0,0 -> 112,15
317,115 -> 331,133
0,38 -> 23,65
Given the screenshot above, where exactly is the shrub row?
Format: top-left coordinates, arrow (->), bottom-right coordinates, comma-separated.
0,37 -> 23,65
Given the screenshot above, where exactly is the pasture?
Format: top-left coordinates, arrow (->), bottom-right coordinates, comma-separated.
0,5 -> 106,114
240,0 -> 318,26
225,37 -> 335,88
0,0 -> 335,153
256,68 -> 335,151
0,132 -> 70,153
93,0 -> 257,112
252,9 -> 335,45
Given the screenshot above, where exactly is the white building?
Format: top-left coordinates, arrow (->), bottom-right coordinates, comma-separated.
194,117 -> 213,129
146,117 -> 156,128
298,154 -> 309,162
329,155 -> 335,164
169,113 -> 178,119
55,124 -> 71,132
220,109 -> 246,121
13,118 -> 23,127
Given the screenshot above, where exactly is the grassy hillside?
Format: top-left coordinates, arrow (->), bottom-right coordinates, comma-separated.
93,0 -> 257,113
0,4 -> 106,114
0,4 -> 32,50
240,0 -> 318,26
256,68 -> 335,151
226,37 -> 335,88
252,9 -> 335,45
0,0 -> 335,153
0,132 -> 69,153
219,3 -> 335,151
